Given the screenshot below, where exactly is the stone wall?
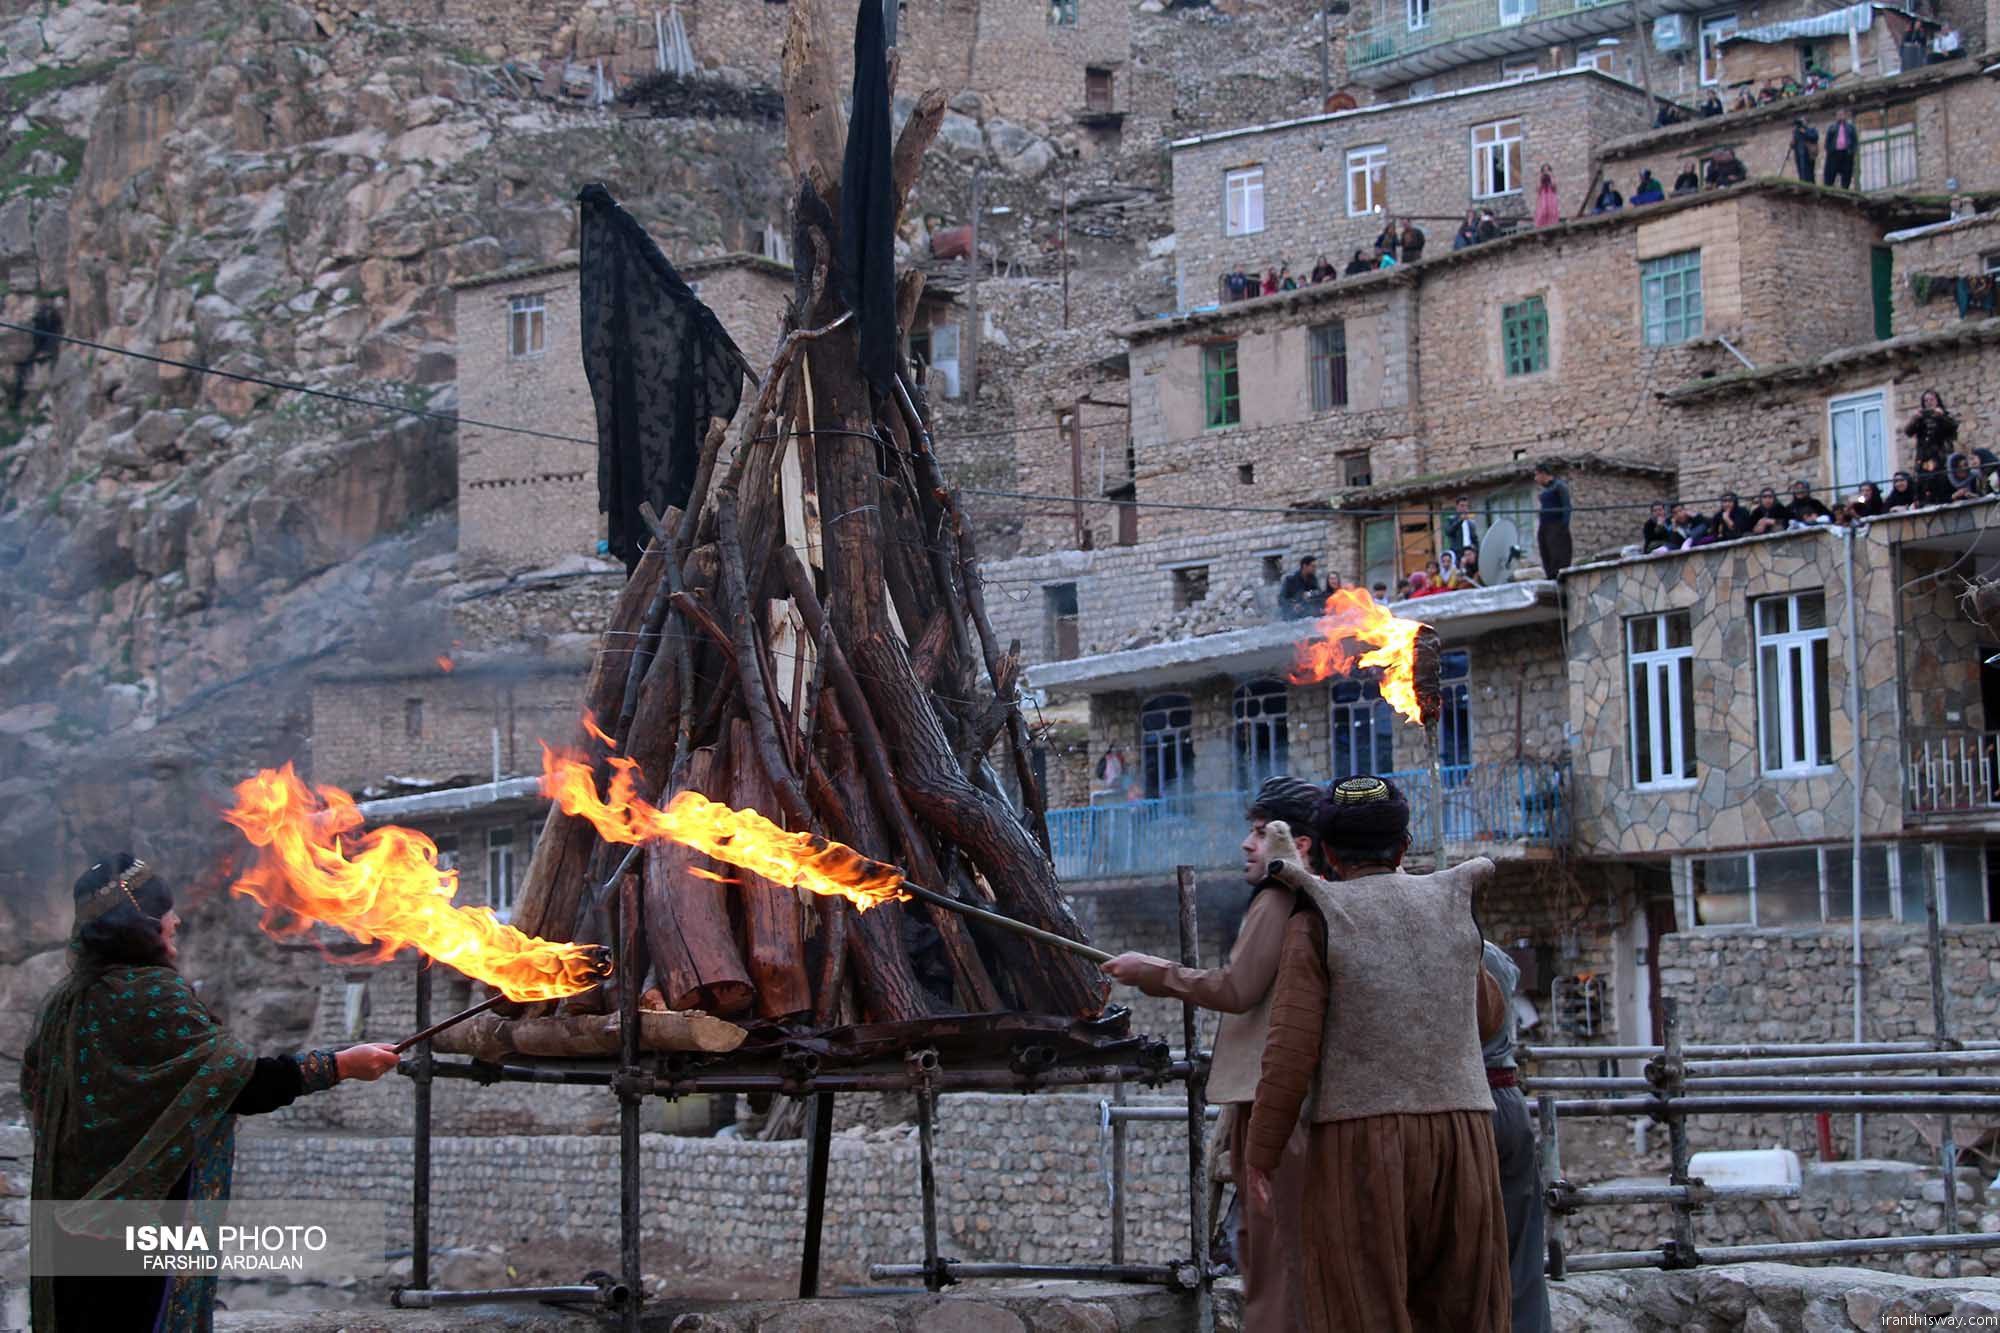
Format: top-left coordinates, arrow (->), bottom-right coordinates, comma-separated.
1595,63 -> 2000,211
309,657 -> 583,791
1167,69 -> 1654,311
1892,212 -> 2000,338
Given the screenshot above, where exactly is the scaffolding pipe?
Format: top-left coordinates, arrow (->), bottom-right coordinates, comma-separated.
1530,1077 -> 2000,1093
411,957 -> 433,1294
1554,1183 -> 1801,1207
1556,1095 -> 2000,1116
1678,1051 -> 2000,1076
1564,1231 -> 2000,1274
1108,1085 -> 1129,1264
393,1283 -> 628,1309
1108,1104 -> 1223,1123
1928,868 -> 1962,1276
617,876 -> 644,1333
868,1261 -> 1190,1285
1176,865 -> 1215,1333
411,1059 -> 1197,1094
1539,1093 -> 1565,1280
1525,1041 -> 2000,1060
1843,520 -> 1867,1156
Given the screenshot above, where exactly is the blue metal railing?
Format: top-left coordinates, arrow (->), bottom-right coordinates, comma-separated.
1047,760 -> 1569,880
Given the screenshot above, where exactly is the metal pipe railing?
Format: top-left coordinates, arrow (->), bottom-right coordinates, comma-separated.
1529,1077 -> 2000,1093
1556,1183 -> 1799,1207
1523,1040 -> 2000,1061
1565,1232 -> 2000,1274
1679,1051 -> 2000,1077
1555,1095 -> 2000,1116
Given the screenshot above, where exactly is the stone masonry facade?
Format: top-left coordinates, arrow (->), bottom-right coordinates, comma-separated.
1169,69 -> 1654,311
1893,211 -> 2000,337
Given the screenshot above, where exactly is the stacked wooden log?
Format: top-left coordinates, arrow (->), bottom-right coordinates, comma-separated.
503,0 -> 1108,1030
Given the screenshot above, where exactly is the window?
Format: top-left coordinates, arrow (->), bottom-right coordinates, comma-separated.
434,834 -> 459,873
405,698 -> 424,740
1261,553 -> 1284,584
1502,296 -> 1548,376
486,827 -> 517,922
1407,0 -> 1431,29
1755,592 -> 1833,775
1203,342 -> 1240,428
1483,485 -> 1536,545
1310,322 -> 1349,411
1044,583 -> 1080,661
509,294 -> 546,359
1234,679 -> 1290,789
1172,564 -> 1210,608
1140,693 -> 1196,799
1857,106 -> 1918,191
1437,650 -> 1472,768
1342,450 -> 1374,488
1331,680 -> 1397,775
1498,0 -> 1538,27
929,323 -> 962,398
1699,13 -> 1737,86
1225,166 -> 1265,236
1627,611 -> 1696,787
1576,41 -> 1619,74
1501,56 -> 1539,80
1362,517 -> 1396,593
1688,843 -> 1989,927
1050,0 -> 1077,26
1471,119 -> 1523,198
1085,67 -> 1114,114
1238,462 -> 1255,485
1984,252 -> 2000,278
1829,391 -> 1887,493
1346,144 -> 1388,217
1641,249 -> 1704,346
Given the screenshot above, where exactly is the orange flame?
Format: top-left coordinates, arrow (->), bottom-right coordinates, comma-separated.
581,711 -> 619,750
435,655 -> 455,673
688,867 -> 737,884
1289,586 -> 1429,724
222,765 -> 608,1001
540,747 -> 910,912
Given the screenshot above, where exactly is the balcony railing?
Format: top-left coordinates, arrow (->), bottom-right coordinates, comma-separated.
1907,730 -> 2000,817
1349,0 -> 1678,86
1047,760 -> 1569,881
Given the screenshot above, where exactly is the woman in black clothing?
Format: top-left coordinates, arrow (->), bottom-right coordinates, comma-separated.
1844,481 -> 1887,520
1672,162 -> 1701,195
1374,218 -> 1401,262
1885,471 -> 1920,510
1904,390 -> 1959,466
1915,456 -> 1955,506
1711,493 -> 1754,541
1642,501 -> 1680,552
1947,453 -> 1985,500
1344,249 -> 1374,276
1788,480 -> 1833,523
1310,254 -> 1337,284
1591,180 -> 1624,213
1748,487 -> 1792,534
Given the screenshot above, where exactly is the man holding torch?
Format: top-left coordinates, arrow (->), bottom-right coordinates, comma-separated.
1100,775 -> 1323,1333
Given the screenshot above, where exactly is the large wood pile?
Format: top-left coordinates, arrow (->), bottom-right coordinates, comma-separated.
502,0 -> 1109,1031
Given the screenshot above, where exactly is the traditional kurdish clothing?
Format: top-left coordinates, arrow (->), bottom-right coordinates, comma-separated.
1248,856 -> 1510,1333
1484,941 -> 1551,1333
24,859 -> 344,1333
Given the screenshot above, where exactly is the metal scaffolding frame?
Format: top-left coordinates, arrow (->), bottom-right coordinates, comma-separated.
395,867 -> 1218,1326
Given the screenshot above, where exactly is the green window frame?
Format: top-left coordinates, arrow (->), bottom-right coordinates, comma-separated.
1203,341 -> 1241,429
1641,249 -> 1703,346
1501,295 -> 1547,376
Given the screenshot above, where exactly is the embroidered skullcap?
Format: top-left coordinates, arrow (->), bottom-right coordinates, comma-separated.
1247,776 -> 1321,829
1313,776 -> 1412,849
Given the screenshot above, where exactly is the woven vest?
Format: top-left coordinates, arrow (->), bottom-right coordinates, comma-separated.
1297,859 -> 1496,1123
1207,990 -> 1276,1105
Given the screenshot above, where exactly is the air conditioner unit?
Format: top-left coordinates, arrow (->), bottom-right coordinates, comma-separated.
1653,13 -> 1692,51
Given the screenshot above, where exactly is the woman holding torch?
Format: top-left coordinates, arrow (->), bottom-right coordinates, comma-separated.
22,854 -> 403,1333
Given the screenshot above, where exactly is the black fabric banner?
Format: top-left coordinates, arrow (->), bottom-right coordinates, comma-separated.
838,0 -> 898,393
578,183 -> 749,572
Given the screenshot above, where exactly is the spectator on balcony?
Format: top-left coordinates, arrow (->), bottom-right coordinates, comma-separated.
1630,170 -> 1665,205
1672,162 -> 1701,196
1946,452 -> 1985,501
1279,263 -> 1298,292
1843,481 -> 1888,521
1788,481 -> 1834,525
1933,24 -> 1963,59
1374,217 -> 1402,264
1533,165 -> 1561,228
1711,493 -> 1754,542
1904,390 -> 1959,466
1279,556 -> 1323,620
1671,500 -> 1713,548
1225,269 -> 1252,302
1445,496 -> 1480,554
1344,249 -> 1375,276
1458,545 -> 1483,586
1748,487 -> 1792,535
1453,210 -> 1483,251
1533,461 -> 1573,576
1706,148 -> 1747,188
1789,118 -> 1819,183
1310,254 -> 1336,284
1262,267 -> 1281,296
1378,249 -> 1399,270
1641,500 -> 1680,552
1102,775 -> 1325,1333
1915,455 -> 1955,506
1885,471 -> 1919,511
1823,111 -> 1858,189
1477,209 -> 1503,242
1243,778 -> 1510,1333
1590,180 -> 1624,214
1697,88 -> 1724,118
1400,219 -> 1428,264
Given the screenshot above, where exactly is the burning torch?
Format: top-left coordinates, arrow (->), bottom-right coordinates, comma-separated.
1412,623 -> 1449,870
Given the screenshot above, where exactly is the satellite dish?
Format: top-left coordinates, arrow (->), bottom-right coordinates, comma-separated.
1479,519 -> 1525,583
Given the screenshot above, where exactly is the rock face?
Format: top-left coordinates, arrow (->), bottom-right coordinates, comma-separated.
1548,1262 -> 2000,1332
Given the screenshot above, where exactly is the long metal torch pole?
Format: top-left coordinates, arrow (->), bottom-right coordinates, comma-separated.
898,880 -> 1114,964
394,991 -> 509,1053
1426,724 -> 1447,872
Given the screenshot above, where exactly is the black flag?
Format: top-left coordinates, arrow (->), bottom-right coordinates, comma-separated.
577,183 -> 751,572
838,0 -> 897,393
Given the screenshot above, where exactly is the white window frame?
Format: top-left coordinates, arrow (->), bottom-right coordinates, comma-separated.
1500,57 -> 1539,81
1828,390 -> 1887,494
1471,118 -> 1524,199
1407,0 -> 1431,31
486,826 -> 517,922
1346,144 -> 1388,218
1498,0 -> 1538,28
1857,122 -> 1918,192
929,322 -> 962,399
509,294 -> 546,360
1627,612 -> 1697,789
1698,12 -> 1737,87
1754,592 -> 1833,777
1224,165 -> 1266,237
1679,843 -> 1990,928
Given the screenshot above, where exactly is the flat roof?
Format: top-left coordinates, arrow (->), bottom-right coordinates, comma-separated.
1125,179 -> 1939,342
1168,66 -> 1644,153
1337,453 -> 1673,508
1662,315 -> 2000,402
451,251 -> 795,292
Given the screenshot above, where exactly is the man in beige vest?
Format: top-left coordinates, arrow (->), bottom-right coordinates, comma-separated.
1244,775 -> 1509,1332
1101,774 -> 1321,1333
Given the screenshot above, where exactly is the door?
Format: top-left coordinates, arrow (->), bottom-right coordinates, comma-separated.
1871,247 -> 1894,340
1829,391 -> 1886,493
1645,893 -> 1678,1043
